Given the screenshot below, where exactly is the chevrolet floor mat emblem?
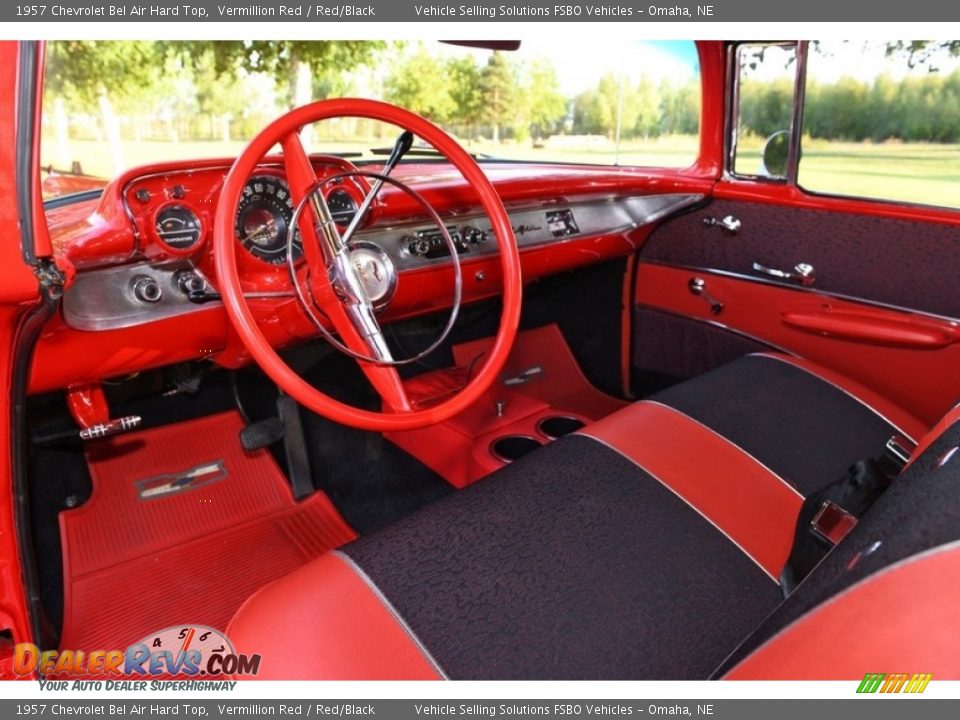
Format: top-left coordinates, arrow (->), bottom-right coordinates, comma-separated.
136,461 -> 227,500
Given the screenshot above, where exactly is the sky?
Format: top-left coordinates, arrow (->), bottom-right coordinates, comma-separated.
746,40 -> 960,83
428,39 -> 701,95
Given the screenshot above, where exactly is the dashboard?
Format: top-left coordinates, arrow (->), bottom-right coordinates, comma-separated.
34,156 -> 709,394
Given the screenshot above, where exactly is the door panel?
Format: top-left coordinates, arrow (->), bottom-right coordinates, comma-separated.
633,262 -> 960,426
639,198 -> 960,320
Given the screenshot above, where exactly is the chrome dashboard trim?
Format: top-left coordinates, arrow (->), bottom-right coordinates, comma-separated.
62,260 -> 218,331
360,193 -> 704,271
64,193 -> 704,333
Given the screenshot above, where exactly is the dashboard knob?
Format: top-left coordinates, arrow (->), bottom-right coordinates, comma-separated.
463,226 -> 487,244
405,237 -> 432,256
174,269 -> 206,295
131,275 -> 163,304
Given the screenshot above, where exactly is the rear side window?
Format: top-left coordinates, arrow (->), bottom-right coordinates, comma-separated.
799,41 -> 960,209
729,40 -> 960,211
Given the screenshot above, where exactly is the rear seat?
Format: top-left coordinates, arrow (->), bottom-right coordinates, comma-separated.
228,353 -> 958,679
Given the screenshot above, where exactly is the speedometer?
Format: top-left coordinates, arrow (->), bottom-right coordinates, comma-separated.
235,175 -> 302,265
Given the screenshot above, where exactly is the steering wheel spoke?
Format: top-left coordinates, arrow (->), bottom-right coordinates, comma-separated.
279,132 -> 334,277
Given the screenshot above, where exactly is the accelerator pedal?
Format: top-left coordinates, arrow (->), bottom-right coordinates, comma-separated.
277,392 -> 314,501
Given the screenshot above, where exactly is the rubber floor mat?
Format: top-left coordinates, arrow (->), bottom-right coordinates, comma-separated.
59,411 -> 356,653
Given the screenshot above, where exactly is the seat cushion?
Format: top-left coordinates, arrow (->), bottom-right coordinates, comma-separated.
648,353 -> 925,495
231,435 -> 782,679
228,353 -> 926,680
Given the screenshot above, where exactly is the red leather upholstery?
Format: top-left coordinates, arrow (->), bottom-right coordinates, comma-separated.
226,552 -> 443,680
581,401 -> 804,580
727,543 -> 960,679
226,352 -> 952,680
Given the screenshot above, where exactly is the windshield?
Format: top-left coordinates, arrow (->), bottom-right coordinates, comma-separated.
40,39 -> 701,199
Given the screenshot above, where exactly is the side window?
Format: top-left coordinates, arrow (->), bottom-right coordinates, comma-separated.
799,41 -> 960,210
731,43 -> 799,178
730,40 -> 960,211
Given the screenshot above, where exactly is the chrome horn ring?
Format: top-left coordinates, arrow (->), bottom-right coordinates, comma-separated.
286,170 -> 463,366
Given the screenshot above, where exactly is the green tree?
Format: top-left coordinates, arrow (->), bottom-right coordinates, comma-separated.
479,51 -> 518,144
521,59 -> 566,141
185,41 -> 384,108
45,41 -> 164,110
446,56 -> 484,136
383,46 -> 456,121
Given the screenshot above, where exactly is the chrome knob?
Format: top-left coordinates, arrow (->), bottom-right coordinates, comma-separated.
688,276 -> 724,315
174,270 -> 206,295
131,275 -> 162,304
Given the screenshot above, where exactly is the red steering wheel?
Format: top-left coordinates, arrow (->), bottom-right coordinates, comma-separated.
214,99 -> 522,431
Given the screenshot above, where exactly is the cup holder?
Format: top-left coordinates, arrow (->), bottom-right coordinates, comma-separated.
490,435 -> 543,463
537,415 -> 586,440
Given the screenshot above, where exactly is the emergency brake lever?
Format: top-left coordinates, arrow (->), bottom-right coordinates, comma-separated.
338,130 -> 414,247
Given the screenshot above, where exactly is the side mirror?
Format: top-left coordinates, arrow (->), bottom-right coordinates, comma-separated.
760,130 -> 791,178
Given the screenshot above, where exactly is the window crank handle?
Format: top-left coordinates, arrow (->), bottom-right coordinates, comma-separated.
688,277 -> 724,315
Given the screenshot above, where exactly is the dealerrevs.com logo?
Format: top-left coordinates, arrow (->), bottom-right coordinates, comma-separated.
13,625 -> 260,686
857,673 -> 932,694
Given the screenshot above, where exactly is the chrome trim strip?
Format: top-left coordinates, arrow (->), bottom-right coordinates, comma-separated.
365,193 -> 704,272
640,260 -> 960,325
62,260 -> 220,331
750,352 -> 920,444
786,41 -> 809,185
576,434 -> 780,584
332,550 -> 449,680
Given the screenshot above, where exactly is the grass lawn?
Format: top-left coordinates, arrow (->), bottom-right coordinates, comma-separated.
737,137 -> 960,209
42,134 -> 959,210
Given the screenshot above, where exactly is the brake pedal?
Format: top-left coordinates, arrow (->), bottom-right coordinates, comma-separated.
239,417 -> 285,451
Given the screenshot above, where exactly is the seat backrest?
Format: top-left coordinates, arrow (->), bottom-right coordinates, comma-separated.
717,413 -> 960,679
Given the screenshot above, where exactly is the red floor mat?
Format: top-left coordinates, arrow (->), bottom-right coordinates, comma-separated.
59,411 -> 356,652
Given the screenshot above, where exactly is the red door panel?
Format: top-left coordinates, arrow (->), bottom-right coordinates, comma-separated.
632,189 -> 960,427
634,263 -> 960,426
640,198 -> 960,320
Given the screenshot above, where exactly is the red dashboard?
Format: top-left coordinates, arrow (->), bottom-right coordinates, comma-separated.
31,156 -> 712,394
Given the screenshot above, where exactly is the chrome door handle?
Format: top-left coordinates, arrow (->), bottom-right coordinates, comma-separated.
752,261 -> 816,287
702,215 -> 741,234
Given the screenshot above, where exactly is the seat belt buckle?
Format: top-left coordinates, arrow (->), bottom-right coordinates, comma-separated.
810,501 -> 858,545
885,433 -> 917,470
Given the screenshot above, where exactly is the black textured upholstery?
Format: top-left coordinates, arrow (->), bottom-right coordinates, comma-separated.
715,418 -> 960,676
650,354 -> 898,495
344,435 -> 781,680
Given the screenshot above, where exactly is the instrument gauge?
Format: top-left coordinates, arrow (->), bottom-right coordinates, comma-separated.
235,175 -> 303,265
326,189 -> 358,226
155,206 -> 202,252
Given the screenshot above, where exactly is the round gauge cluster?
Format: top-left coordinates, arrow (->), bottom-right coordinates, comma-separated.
326,189 -> 359,226
155,206 -> 202,252
234,175 -> 364,265
235,175 -> 303,265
